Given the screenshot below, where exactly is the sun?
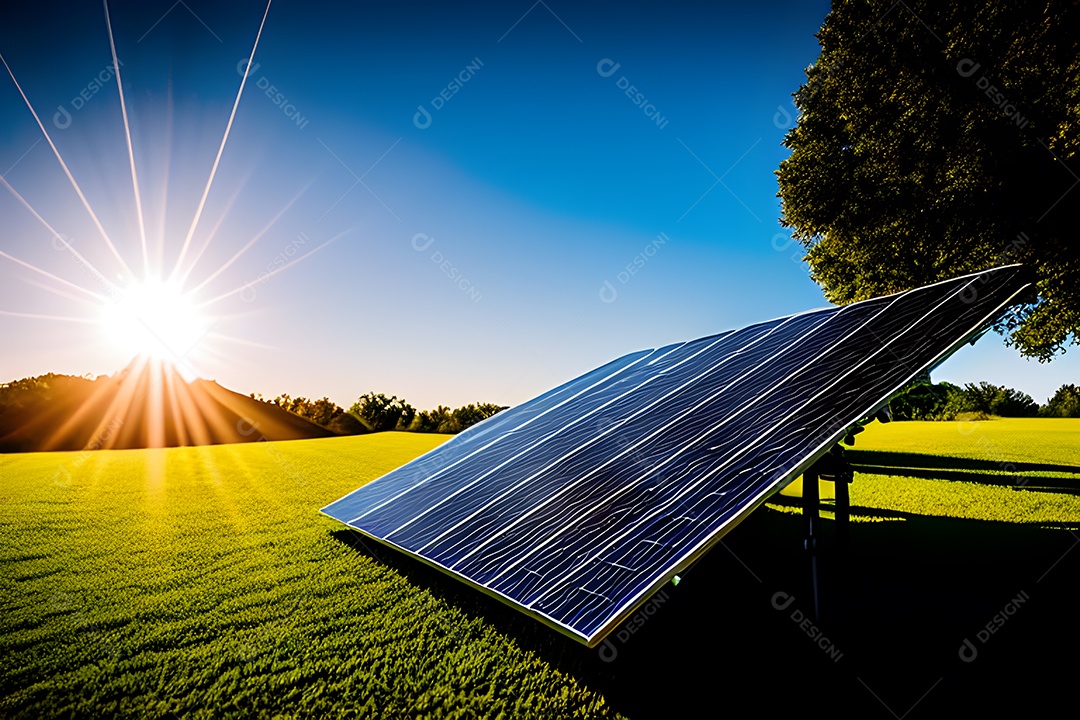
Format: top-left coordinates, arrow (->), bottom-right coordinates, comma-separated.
99,279 -> 209,367
5,0 -> 295,385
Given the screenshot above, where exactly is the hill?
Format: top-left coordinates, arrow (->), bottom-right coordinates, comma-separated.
0,359 -> 335,452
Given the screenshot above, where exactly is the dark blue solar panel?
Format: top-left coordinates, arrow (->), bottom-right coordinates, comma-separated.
322,266 -> 1029,645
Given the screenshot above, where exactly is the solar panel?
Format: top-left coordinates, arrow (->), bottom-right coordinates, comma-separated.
322,265 -> 1029,646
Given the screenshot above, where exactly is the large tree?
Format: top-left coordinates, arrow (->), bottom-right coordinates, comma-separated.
777,0 -> 1079,359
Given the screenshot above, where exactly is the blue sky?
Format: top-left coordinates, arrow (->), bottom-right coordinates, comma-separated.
0,0 -> 1075,409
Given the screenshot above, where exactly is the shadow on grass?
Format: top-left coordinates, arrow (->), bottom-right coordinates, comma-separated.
848,449 -> 1080,493
330,506 -> 1080,717
767,493 -> 1080,526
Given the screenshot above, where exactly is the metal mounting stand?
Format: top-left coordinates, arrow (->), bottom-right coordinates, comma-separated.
802,446 -> 854,622
802,463 -> 821,622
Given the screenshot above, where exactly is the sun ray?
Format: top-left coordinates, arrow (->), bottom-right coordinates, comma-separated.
39,355 -> 145,451
1,0 -> 318,438
22,278 -> 107,309
104,0 -> 150,276
203,332 -> 275,350
145,357 -> 166,448
163,362 -> 192,446
195,229 -> 348,309
179,341 -> 263,379
185,180 -> 312,294
166,367 -> 213,446
0,309 -> 98,323
169,0 -> 273,281
152,81 -> 175,276
0,174 -> 119,292
89,367 -> 144,450
175,177 -> 250,287
0,51 -> 134,279
0,249 -> 111,303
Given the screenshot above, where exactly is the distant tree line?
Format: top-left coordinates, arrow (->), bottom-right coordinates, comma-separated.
252,390 -> 507,435
1041,384 -> 1080,418
257,393 -> 366,435
889,377 -> 1080,420
0,373 -> 75,412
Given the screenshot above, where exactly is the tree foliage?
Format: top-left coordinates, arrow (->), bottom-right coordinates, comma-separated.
888,378 -> 959,420
777,0 -> 1080,360
326,412 -> 368,435
271,394 -> 345,428
1041,383 -> 1080,417
953,381 -> 1039,417
348,393 -> 416,432
889,379 -> 1040,420
407,402 -> 507,434
0,373 -> 104,414
408,405 -> 456,434
258,389 -> 506,435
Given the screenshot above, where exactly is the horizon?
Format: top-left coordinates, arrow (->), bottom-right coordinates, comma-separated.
1,0 -> 1076,412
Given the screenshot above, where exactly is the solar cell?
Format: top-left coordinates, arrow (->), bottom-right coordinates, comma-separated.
322,265 -> 1030,646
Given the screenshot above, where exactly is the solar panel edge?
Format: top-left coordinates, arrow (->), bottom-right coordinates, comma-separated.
580,268 -> 1032,646
582,469 -> 783,647
922,280 -> 1032,379
318,347 -> 659,520
806,263 -> 1025,313
332,522 -> 594,645
656,264 -> 1019,358
317,440 -> 451,517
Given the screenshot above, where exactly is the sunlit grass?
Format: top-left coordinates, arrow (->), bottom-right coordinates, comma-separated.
855,417 -> 1080,467
771,418 -> 1080,527
0,433 -> 621,719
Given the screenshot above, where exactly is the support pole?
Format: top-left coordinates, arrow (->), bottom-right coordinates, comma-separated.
834,470 -> 850,548
802,467 -> 820,622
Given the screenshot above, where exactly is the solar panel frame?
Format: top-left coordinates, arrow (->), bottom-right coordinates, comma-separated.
322,265 -> 1030,646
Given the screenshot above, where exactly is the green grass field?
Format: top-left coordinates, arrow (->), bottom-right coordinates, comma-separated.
0,434 -> 620,719
2,420 -> 1079,717
777,418 -> 1080,525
